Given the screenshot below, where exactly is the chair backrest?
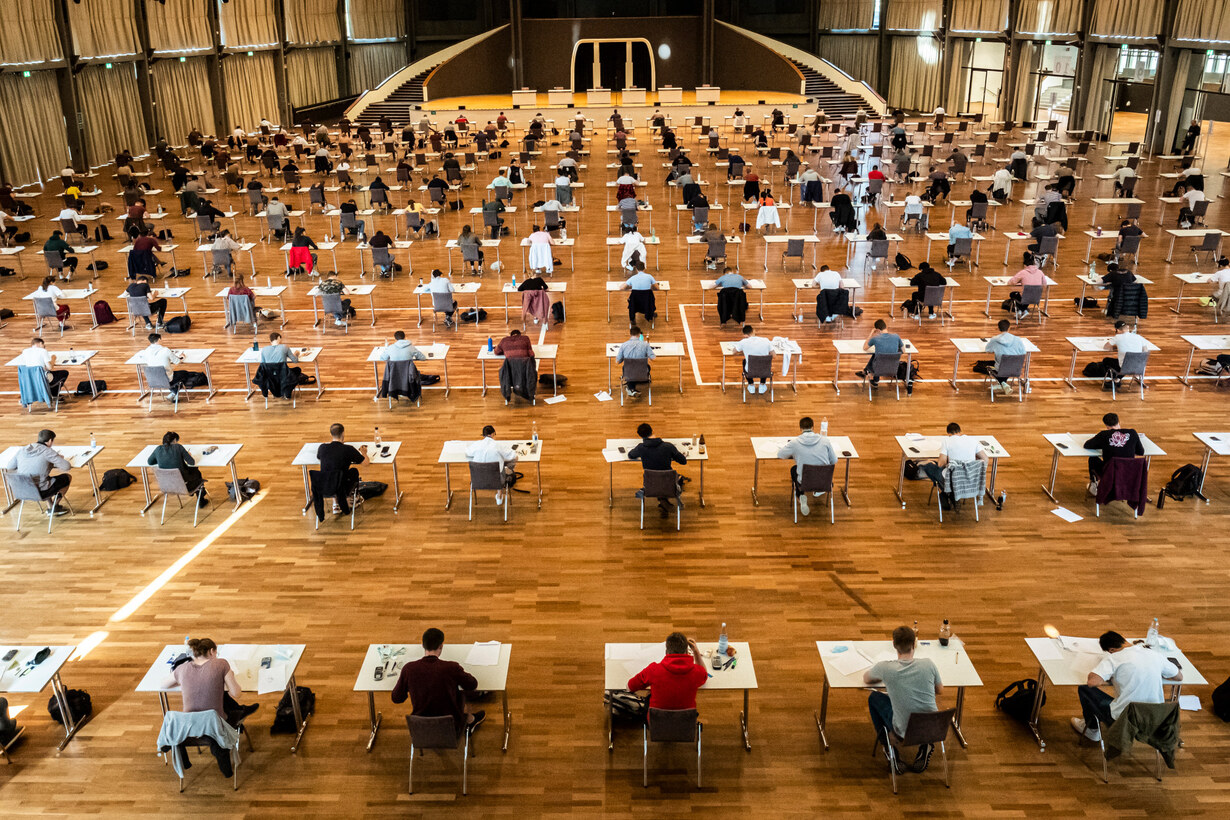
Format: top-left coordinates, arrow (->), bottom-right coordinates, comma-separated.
406,211 -> 423,229
693,205 -> 709,223
1119,234 -> 1141,254
871,352 -> 902,378
950,237 -> 972,257
340,212 -> 358,230
641,469 -> 679,500
1019,283 -> 1043,307
867,178 -> 883,195
321,292 -> 345,315
869,239 -> 889,259
482,209 -> 500,228
468,460 -> 504,490
1192,199 -> 1210,218
144,364 -> 173,391
543,209 -> 561,228
970,201 -> 988,219
460,242 -> 480,262
995,353 -> 1027,379
33,297 -> 58,318
1037,235 -> 1059,255
405,715 -> 461,749
371,187 -> 389,204
59,218 -> 78,235
431,290 -> 456,311
267,213 -> 287,232
798,463 -> 835,494
1121,176 -> 1137,195
1200,231 -> 1220,250
923,284 -> 945,307
337,169 -> 352,184
212,248 -> 233,267
898,708 -> 956,745
745,354 -> 773,379
1119,350 -> 1150,377
225,293 -> 256,326
621,357 -> 651,383
1122,202 -> 1142,220
707,238 -> 727,257
310,187 -> 326,205
372,247 -> 393,267
195,215 -> 214,232
44,251 -> 65,270
785,238 -> 804,257
647,708 -> 699,742
6,472 -> 45,502
153,466 -> 190,495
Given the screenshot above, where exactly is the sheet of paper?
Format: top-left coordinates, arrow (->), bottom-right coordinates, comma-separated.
1064,637 -> 1104,655
1032,640 -> 1063,661
622,660 -> 648,678
607,644 -> 640,661
594,391 -> 613,402
464,641 -> 502,666
1051,507 -> 1083,523
543,395 -> 566,405
257,663 -> 286,695
1179,695 -> 1201,711
830,648 -> 873,677
905,433 -> 924,441
218,644 -> 256,664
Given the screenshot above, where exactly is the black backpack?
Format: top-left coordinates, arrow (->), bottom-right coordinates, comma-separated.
460,308 -> 487,323
226,478 -> 260,501
1082,361 -> 1109,378
75,380 -> 106,395
996,679 -> 1043,724
164,315 -> 191,334
894,252 -> 912,271
100,468 -> 136,491
1213,677 -> 1230,722
604,691 -> 647,724
47,688 -> 92,727
1157,464 -> 1206,508
356,480 -> 387,499
271,686 -> 315,734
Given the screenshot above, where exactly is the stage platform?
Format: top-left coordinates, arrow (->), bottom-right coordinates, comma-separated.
425,89 -> 808,113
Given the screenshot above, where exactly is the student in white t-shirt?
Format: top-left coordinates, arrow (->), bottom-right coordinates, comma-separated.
733,325 -> 774,393
1209,256 -> 1230,308
1095,320 -> 1147,381
1071,630 -> 1182,742
812,264 -> 842,290
920,422 -> 986,489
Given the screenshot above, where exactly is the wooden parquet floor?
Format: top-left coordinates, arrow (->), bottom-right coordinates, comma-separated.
2,109 -> 1230,818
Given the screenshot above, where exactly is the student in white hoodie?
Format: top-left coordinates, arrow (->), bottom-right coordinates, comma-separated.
776,417 -> 837,515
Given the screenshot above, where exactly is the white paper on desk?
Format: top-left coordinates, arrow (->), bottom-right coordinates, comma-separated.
607,645 -> 640,661
1179,695 -> 1201,711
830,649 -> 873,677
1051,507 -> 1083,523
1032,640 -> 1063,661
1064,637 -> 1105,655
905,433 -> 924,441
257,663 -> 286,695
465,641 -> 502,666
218,645 -> 256,664
594,391 -> 613,402
543,395 -> 566,405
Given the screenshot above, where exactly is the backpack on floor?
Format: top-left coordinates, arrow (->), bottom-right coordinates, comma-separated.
92,300 -> 116,325
538,374 -> 567,388
551,301 -> 565,324
1074,296 -> 1098,309
47,688 -> 92,728
271,686 -> 315,734
13,231 -> 31,243
164,315 -> 191,334
995,678 -> 1042,724
1157,464 -> 1205,509
604,691 -> 647,724
896,361 -> 919,382
100,468 -> 136,491
93,225 -> 112,242
460,308 -> 487,323
356,481 -> 387,499
75,380 -> 105,395
894,252 -> 912,271
226,478 -> 260,501
179,371 -> 208,389
1195,358 -> 1223,376
1082,361 -> 1109,378
87,260 -> 108,272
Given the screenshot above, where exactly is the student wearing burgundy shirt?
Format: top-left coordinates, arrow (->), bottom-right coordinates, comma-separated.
494,328 -> 534,359
392,628 -> 485,733
626,632 -> 708,710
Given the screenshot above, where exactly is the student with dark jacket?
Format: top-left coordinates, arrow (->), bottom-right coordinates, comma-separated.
628,422 -> 688,517
1084,412 -> 1144,488
148,431 -> 207,505
907,262 -> 947,318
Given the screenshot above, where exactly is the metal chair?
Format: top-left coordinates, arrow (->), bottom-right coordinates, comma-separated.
263,214 -> 287,243
1119,176 -> 1137,198
1115,234 -> 1142,264
194,215 -> 217,242
1191,231 -> 1222,265
43,250 -> 68,279
620,358 -> 652,405
1014,284 -> 1044,324
1117,202 -> 1142,221
32,297 -> 62,336
468,461 -> 509,522
1105,350 -> 1150,399
643,707 -> 701,788
246,189 -> 264,215
152,467 -> 206,526
782,237 -> 805,271
209,248 -> 234,279
224,293 -> 258,335
308,186 -> 327,211
875,708 -> 955,794
705,237 -> 727,268
742,354 -> 774,402
16,365 -> 60,411
126,296 -> 153,335
482,208 -> 503,238
950,236 -> 974,272
1035,234 -> 1060,269
144,366 -> 186,412
929,459 -> 987,522
968,200 -> 989,232
406,714 -> 472,795
402,210 -> 425,240
431,291 -> 458,331
691,205 -> 710,230
864,352 -> 903,401
320,292 -> 350,332
913,285 -> 947,326
864,239 -> 889,273
1095,457 -> 1148,518
370,187 -> 390,210
159,711 -> 240,793
1091,701 -> 1178,783
381,359 -> 421,408
6,473 -> 73,533
371,246 -> 395,279
640,469 -> 682,531
339,212 -> 360,240
543,209 -> 563,233
619,205 -> 639,231
987,353 -> 1027,402
1190,199 -> 1210,226
793,463 -> 835,523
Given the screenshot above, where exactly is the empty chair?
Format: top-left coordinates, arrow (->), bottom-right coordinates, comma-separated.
640,469 -> 682,530
468,460 -> 509,522
1191,231 -> 1221,265
793,463 -> 835,523
5,472 -> 73,533
782,237 -> 805,271
643,708 -> 701,788
152,467 -> 206,526
864,352 -> 903,401
620,358 -> 652,405
742,354 -> 774,402
987,353 -> 1028,402
1106,350 -> 1150,399
406,714 -> 473,795
875,708 -> 956,794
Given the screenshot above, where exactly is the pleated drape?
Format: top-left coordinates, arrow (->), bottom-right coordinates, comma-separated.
886,0 -> 943,31
286,0 -> 341,44
286,47 -> 340,107
68,0 -> 139,59
1173,0 -> 1230,41
817,0 -> 875,31
220,0 -> 279,48
888,36 -> 944,111
77,64 -> 147,166
817,35 -> 879,86
152,57 -> 216,139
222,51 -> 280,130
0,71 -> 71,184
0,0 -> 63,65
1091,0 -> 1164,39
949,0 -> 1008,32
347,0 -> 406,41
147,0 -> 213,53
348,42 -> 406,94
1016,0 -> 1081,34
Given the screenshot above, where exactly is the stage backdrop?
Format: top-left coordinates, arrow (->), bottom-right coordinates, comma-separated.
520,17 -> 702,92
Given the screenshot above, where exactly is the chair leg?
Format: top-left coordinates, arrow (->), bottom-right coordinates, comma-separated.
941,740 -> 949,788
639,496 -> 645,530
468,487 -> 474,521
408,741 -> 415,794
462,729 -> 470,795
161,493 -> 169,525
46,495 -> 57,534
15,500 -> 24,531
696,723 -> 702,788
829,491 -> 835,524
643,724 -> 648,787
193,491 -> 202,528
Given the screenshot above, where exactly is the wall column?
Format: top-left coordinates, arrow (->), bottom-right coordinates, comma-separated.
509,0 -> 525,89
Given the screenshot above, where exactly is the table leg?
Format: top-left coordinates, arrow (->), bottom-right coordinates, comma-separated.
952,686 -> 969,748
365,691 -> 382,752
1041,284 -> 1051,317
1199,447 -> 1213,495
277,295 -> 288,328
1027,667 -> 1048,751
310,295 -> 320,328
443,462 -> 453,510
204,360 -> 217,400
720,354 -> 726,393
950,350 -> 961,392
894,453 -> 910,507
138,466 -> 157,513
1166,234 -> 1176,263
480,359 -> 487,397
443,358 -> 451,398
608,463 -> 614,508
607,690 -> 615,752
367,292 -> 376,326
740,688 -> 751,751
313,361 -> 323,400
759,289 -> 765,321
501,689 -> 511,752
85,363 -> 99,400
286,673 -> 309,754
1065,349 -> 1079,388
1181,345 -> 1197,386
833,350 -> 841,394
1042,449 -> 1062,501
985,457 -> 1002,505
815,678 -> 831,751
415,291 -> 423,326
51,672 -> 84,750
984,282 -> 993,318
1172,280 -> 1186,315
1083,235 -> 1092,264
841,457 -> 853,506
699,460 -> 705,507
678,357 -> 683,393
228,460 -> 242,511
504,290 -> 510,324
86,460 -> 104,514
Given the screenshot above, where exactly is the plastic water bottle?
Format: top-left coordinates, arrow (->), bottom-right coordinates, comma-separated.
487,336 -> 494,352
89,432 -> 96,449
714,622 -> 728,670
1146,618 -> 1159,648
511,273 -> 517,287
531,421 -> 538,443
820,417 -> 828,435
373,426 -> 381,447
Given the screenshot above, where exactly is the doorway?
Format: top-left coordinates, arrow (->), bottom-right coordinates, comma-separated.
964,41 -> 1005,118
570,39 -> 656,93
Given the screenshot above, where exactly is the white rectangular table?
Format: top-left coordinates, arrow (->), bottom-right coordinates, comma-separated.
765,234 -> 821,271
0,443 -> 105,514
1063,335 -> 1159,387
135,643 -> 309,753
0,645 -> 82,752
1073,273 -> 1154,316
306,283 -> 377,327
924,232 -> 984,265
1179,335 -> 1230,385
125,347 -> 217,400
1171,272 -> 1220,317
750,435 -> 858,507
604,235 -> 660,271
355,239 -> 413,278
791,278 -> 861,322
605,340 -> 684,393
115,285 -> 190,319
831,338 -> 917,394
6,348 -> 100,399
1002,230 -> 1064,265
128,443 -> 245,512
1194,432 -> 1230,497
236,346 -> 323,400
949,337 -> 1039,391
354,642 -> 512,751
198,242 -> 257,279
888,276 -> 959,319
696,86 -> 721,103
894,434 -> 1010,507
677,203 -> 725,233
1089,197 -> 1143,226
603,437 -> 706,508
605,280 -> 669,323
1022,636 -> 1205,750
1040,433 -> 1165,502
23,286 -> 101,329
511,89 -> 538,106
437,439 -> 542,509
292,440 -> 403,512
815,638 -> 982,751
518,237 -> 574,273
606,204 -> 654,236
719,338 -> 800,392
478,344 -> 558,398
1164,229 -> 1227,262
1082,229 -> 1147,264
605,641 -> 755,750
502,282 -> 565,325
367,344 -> 450,397
685,234 -> 741,269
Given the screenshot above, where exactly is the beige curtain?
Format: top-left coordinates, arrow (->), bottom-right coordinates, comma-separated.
889,36 -> 944,111
286,0 -> 341,44
887,0 -> 943,31
77,64 -> 146,167
347,0 -> 405,40
0,0 -> 63,65
147,0 -> 212,53
1162,51 -> 1193,152
950,0 -> 1008,32
945,40 -> 974,111
1091,0 -> 1163,38
1012,41 -> 1038,122
152,57 -> 215,139
220,0 -> 278,48
817,0 -> 875,31
1077,44 -> 1117,133
68,0 -> 139,58
222,51 -> 279,130
349,42 -> 405,93
1174,0 -> 1230,41
0,71 -> 71,185
1016,0 -> 1082,34
287,47 -> 339,107
817,35 -> 879,85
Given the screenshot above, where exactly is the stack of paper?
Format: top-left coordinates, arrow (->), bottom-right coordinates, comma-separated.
465,641 -> 502,666
829,648 -> 873,677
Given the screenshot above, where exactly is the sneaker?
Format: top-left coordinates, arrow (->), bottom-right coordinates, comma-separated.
626,387 -> 640,397
906,383 -> 914,395
334,318 -> 344,326
332,502 -> 342,514
945,258 -> 955,268
928,313 -> 937,320
1087,480 -> 1099,497
798,494 -> 810,515
45,506 -> 69,517
1001,382 -> 1014,395
1070,717 -> 1100,742
494,490 -> 504,506
912,743 -> 934,772
468,710 -> 487,732
230,703 -> 260,724
758,383 -> 767,394
855,370 -> 866,378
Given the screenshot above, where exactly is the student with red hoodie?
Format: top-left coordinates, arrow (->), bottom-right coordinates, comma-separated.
626,632 -> 708,710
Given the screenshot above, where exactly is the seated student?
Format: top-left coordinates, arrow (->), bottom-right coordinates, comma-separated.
813,264 -> 842,290
315,423 -> 366,518
494,328 -> 534,359
392,628 -> 485,733
1070,630 -> 1182,744
317,271 -> 354,326
16,338 -> 70,397
1097,219 -> 1144,264
920,422 -> 987,506
125,278 -> 167,329
160,638 -> 259,778
1177,183 -> 1206,228
867,222 -> 888,242
142,332 -> 192,395
148,430 -> 207,506
713,266 -> 749,325
260,331 -> 301,377
427,269 -> 458,327
901,194 -> 926,230
863,626 -> 944,774
465,425 -> 517,506
378,330 -> 427,362
982,320 -> 1027,394
946,219 -> 972,266
733,325 -> 773,392
481,197 -> 506,239
991,166 -> 1013,202
1208,256 -> 1230,309
616,325 -> 655,398
456,225 -> 484,275
628,422 -> 687,516
3,429 -> 71,512
925,166 -> 950,202
1026,216 -> 1058,256
620,261 -> 657,323
1094,320 -> 1147,388
892,149 -> 913,182
858,319 -> 904,388
1169,160 -> 1204,196
776,417 -> 836,515
626,631 -> 708,710
1111,164 -> 1136,197
42,232 -> 79,281
965,187 -> 989,225
905,262 -> 946,319
1084,412 -> 1144,493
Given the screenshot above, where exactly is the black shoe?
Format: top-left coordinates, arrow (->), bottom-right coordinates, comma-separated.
855,370 -> 866,378
233,703 -> 260,723
467,710 -> 486,732
198,494 -> 209,509
912,743 -> 934,773
906,383 -> 914,396
883,745 -> 905,774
